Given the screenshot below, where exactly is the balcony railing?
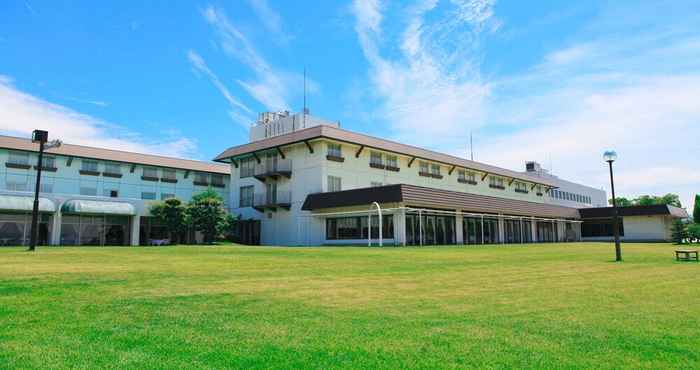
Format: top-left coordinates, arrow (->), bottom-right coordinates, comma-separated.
254,159 -> 292,181
253,191 -> 292,211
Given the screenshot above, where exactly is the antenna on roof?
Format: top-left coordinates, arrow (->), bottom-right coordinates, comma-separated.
469,131 -> 474,161
303,67 -> 308,127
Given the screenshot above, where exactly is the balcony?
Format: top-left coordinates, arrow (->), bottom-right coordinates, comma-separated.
253,191 -> 291,212
253,159 -> 292,182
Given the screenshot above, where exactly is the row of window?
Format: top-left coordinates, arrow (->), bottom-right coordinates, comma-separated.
550,189 -> 591,204
6,151 -> 225,186
326,215 -> 395,240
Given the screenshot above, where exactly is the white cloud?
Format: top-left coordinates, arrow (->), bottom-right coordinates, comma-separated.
247,0 -> 283,36
187,49 -> 254,127
202,5 -> 298,112
351,0 -> 493,146
0,76 -> 198,158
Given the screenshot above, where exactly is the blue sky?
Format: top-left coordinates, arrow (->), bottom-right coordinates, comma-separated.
1,0 -> 699,209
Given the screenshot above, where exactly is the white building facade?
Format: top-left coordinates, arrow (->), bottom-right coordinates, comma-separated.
217,113 -> 601,246
0,135 -> 229,246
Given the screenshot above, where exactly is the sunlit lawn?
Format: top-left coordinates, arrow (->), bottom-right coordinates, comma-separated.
1,243 -> 699,369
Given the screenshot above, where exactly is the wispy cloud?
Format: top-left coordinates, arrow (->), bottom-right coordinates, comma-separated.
62,96 -> 109,107
0,75 -> 198,158
187,49 -> 254,127
351,0 -> 495,146
246,0 -> 287,41
202,5 -> 293,112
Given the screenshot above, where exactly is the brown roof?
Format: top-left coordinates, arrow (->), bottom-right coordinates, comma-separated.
0,135 -> 230,174
214,125 -> 558,187
302,184 -> 580,219
579,205 -> 689,219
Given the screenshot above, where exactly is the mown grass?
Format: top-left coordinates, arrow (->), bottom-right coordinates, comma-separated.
0,243 -> 698,369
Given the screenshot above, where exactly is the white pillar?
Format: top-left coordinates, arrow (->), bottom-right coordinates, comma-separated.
531,217 -> 538,243
455,210 -> 464,244
498,215 -> 505,244
398,208 -> 407,246
51,210 -> 62,245
130,215 -> 140,246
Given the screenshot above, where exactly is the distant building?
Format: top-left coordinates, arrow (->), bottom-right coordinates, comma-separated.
0,135 -> 229,246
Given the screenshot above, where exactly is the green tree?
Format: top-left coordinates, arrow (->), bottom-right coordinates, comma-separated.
187,189 -> 227,244
688,223 -> 700,244
693,194 -> 700,222
659,193 -> 682,208
671,219 -> 689,245
149,198 -> 187,244
609,197 -> 632,207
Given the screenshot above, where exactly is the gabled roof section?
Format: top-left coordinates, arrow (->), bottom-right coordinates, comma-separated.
579,205 -> 689,219
302,184 -> 580,219
214,125 -> 558,187
0,135 -> 230,174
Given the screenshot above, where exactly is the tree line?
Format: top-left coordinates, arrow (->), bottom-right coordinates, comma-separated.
609,193 -> 682,208
671,194 -> 700,244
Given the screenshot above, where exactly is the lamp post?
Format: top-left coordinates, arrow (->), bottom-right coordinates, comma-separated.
604,150 -> 622,261
28,130 -> 61,252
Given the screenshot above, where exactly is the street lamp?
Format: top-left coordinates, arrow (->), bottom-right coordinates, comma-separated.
28,130 -> 61,252
604,150 -> 622,261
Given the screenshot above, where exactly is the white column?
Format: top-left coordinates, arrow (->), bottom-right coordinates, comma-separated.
498,215 -> 505,244
397,208 -> 407,246
130,215 -> 140,246
51,210 -> 62,245
455,210 -> 464,244
531,217 -> 538,243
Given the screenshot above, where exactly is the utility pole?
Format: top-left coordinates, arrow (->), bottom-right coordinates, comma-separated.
27,130 -> 61,251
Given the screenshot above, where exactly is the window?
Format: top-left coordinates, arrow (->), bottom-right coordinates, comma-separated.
141,192 -> 156,200
370,151 -> 383,166
104,162 -> 121,175
489,176 -> 504,189
103,189 -> 119,198
40,183 -> 53,193
515,181 -> 528,193
81,160 -> 98,173
467,172 -> 476,183
80,186 -> 97,196
194,172 -> 209,185
458,170 -> 466,180
239,186 -> 254,207
536,185 -> 543,195
162,168 -> 176,180
419,161 -> 429,174
161,193 -> 175,200
386,155 -> 398,168
371,182 -> 383,187
328,176 -> 341,192
326,215 -> 394,240
6,175 -> 28,191
430,164 -> 440,175
240,157 -> 255,178
143,167 -> 158,179
8,151 -> 29,166
582,219 -> 625,237
211,174 -> 225,187
39,156 -> 56,169
327,143 -> 342,158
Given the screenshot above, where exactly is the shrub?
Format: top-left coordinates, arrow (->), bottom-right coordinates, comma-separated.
671,219 -> 689,245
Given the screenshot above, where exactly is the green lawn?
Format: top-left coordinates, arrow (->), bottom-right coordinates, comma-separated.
1,243 -> 699,369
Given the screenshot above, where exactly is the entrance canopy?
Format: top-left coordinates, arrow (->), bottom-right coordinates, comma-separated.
61,200 -> 135,216
0,195 -> 55,213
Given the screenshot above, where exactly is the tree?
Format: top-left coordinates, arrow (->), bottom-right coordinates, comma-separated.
659,193 -> 682,208
187,189 -> 227,244
688,223 -> 700,244
609,197 -> 633,207
693,194 -> 700,222
671,219 -> 689,245
219,213 -> 241,242
149,198 -> 187,243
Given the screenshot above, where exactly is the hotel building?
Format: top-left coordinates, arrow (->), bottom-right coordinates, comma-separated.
213,112 -> 685,246
0,135 -> 229,246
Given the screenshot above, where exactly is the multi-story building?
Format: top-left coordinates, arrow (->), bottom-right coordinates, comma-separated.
215,113 -> 609,246
0,135 -> 229,246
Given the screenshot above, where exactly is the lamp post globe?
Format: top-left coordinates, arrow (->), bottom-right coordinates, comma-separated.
604,150 -> 617,163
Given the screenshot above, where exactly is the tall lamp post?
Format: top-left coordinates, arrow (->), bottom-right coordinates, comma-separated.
604,150 -> 622,261
27,130 -> 61,252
